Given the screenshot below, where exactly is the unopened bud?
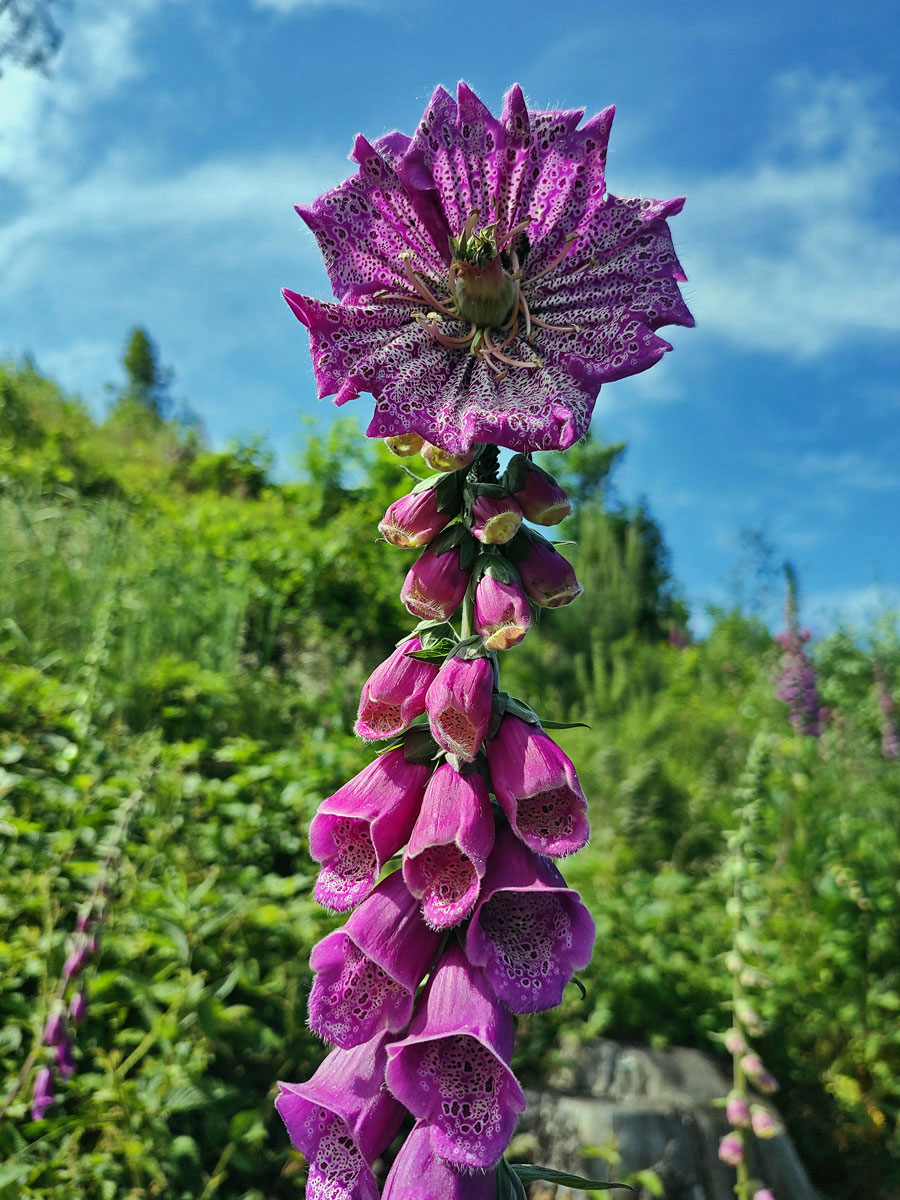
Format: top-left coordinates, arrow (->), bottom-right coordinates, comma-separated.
474,572 -> 531,651
504,455 -> 572,525
56,1038 -> 76,1079
718,1133 -> 744,1166
741,1052 -> 778,1094
736,1000 -> 765,1036
422,442 -> 477,473
724,1028 -> 748,1055
753,1190 -> 776,1200
384,432 -> 425,457
401,543 -> 470,621
725,1094 -> 750,1127
751,1105 -> 778,1138
470,492 -> 523,545
69,989 -> 88,1025
379,488 -> 452,548
43,1010 -> 66,1047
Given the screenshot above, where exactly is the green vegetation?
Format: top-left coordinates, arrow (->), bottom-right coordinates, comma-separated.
1,344 -> 898,1198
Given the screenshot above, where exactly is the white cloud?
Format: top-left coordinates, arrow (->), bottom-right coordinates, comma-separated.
758,448 -> 900,493
673,72 -> 900,358
806,583 -> 900,632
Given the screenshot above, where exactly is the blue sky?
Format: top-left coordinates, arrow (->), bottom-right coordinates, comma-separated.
1,0 -> 898,631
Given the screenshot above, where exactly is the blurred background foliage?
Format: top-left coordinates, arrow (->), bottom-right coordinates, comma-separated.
0,334 -> 898,1198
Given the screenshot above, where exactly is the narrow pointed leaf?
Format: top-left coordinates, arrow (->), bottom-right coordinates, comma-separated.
510,1165 -> 631,1192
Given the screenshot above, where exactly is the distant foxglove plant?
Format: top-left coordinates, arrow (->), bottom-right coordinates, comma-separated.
277,80 -> 692,1197
874,662 -> 899,760
774,564 -> 826,737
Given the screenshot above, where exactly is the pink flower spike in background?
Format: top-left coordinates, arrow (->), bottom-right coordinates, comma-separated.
403,763 -> 495,929
284,82 -> 692,456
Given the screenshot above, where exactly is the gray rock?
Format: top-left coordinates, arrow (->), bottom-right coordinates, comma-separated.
516,1038 -> 820,1200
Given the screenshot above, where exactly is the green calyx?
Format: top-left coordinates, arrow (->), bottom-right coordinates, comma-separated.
449,217 -> 516,329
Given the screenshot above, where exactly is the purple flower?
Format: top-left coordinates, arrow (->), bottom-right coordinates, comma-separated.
403,763 -> 495,929
43,1009 -> 66,1047
469,491 -> 523,545
308,870 -> 442,1048
355,637 -> 440,741
385,941 -> 525,1168
379,487 -> 453,548
63,940 -> 91,981
741,1052 -> 779,1094
309,748 -> 430,911
474,572 -> 531,651
425,655 -> 494,762
753,1190 -> 777,1200
504,455 -> 572,526
486,715 -> 589,856
466,823 -> 594,1012
751,1105 -> 778,1139
56,1037 -> 76,1079
382,1120 -> 497,1200
284,83 -> 691,457
275,1032 -> 405,1200
69,989 -> 87,1025
508,532 -> 582,608
725,1093 -> 750,1127
401,542 -> 471,621
718,1132 -> 744,1166
31,1067 -> 54,1121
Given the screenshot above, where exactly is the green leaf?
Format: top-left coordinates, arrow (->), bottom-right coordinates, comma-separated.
510,1165 -> 631,1192
163,1083 -> 209,1113
538,719 -> 592,731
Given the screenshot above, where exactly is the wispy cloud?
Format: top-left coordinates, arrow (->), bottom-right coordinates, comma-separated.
250,0 -> 373,11
759,448 -> 900,492
675,72 -> 900,359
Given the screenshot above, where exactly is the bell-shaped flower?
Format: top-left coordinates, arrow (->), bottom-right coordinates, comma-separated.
474,571 -> 531,651
43,1009 -> 66,1047
308,870 -> 443,1048
379,488 -> 453,548
31,1067 -> 54,1121
69,989 -> 87,1025
504,455 -> 572,526
275,1031 -> 406,1200
382,1120 -> 497,1200
402,543 -> 470,621
385,940 -> 525,1169
309,749 -> 431,911
56,1038 -> 76,1079
485,715 -> 589,856
355,637 -> 440,741
470,491 -> 523,545
510,532 -> 582,607
425,655 -> 493,761
403,764 -> 495,929
466,823 -> 594,1012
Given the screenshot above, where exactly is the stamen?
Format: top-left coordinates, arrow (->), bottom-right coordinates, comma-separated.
400,253 -> 458,318
526,233 -> 580,284
413,313 -> 476,350
518,290 -> 533,341
482,328 -> 541,370
529,315 -> 579,334
497,217 -> 532,252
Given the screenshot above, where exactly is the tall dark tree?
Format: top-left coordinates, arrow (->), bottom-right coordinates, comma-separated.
0,0 -> 67,73
122,327 -> 172,419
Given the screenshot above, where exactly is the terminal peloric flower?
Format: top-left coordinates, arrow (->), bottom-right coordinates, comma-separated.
284,81 -> 692,455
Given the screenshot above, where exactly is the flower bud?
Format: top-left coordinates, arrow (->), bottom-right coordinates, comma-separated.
725,1094 -> 750,1127
741,1052 -> 778,1093
43,1010 -> 66,1047
718,1133 -> 744,1166
31,1067 -> 54,1121
505,455 -> 572,526
724,1028 -> 748,1055
736,1000 -> 765,1036
470,492 -> 522,545
753,1190 -> 776,1200
69,989 -> 87,1025
751,1105 -> 778,1138
425,655 -> 494,762
511,533 -> 582,607
355,637 -> 440,741
385,432 -> 425,457
56,1037 -> 76,1079
474,572 -> 531,651
75,911 -> 91,933
401,543 -> 470,621
379,488 -> 452,548
63,942 -> 91,981
422,442 -> 476,473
